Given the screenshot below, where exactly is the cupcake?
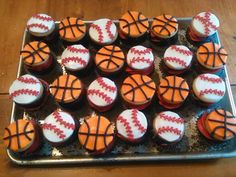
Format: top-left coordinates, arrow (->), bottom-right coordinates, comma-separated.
87,77 -> 117,112
50,74 -> 85,109
120,74 -> 156,110
61,44 -> 91,74
42,110 -> 76,146
78,115 -> 115,155
157,75 -> 189,109
9,74 -> 49,110
59,17 -> 86,46
20,41 -> 54,73
197,109 -> 236,141
153,111 -> 185,144
196,42 -> 228,73
3,119 -> 41,153
116,109 -> 148,143
89,18 -> 118,45
119,11 -> 149,42
126,45 -> 154,75
150,14 -> 178,45
95,45 -> 125,75
26,13 -> 56,40
192,73 -> 226,106
187,12 -> 220,44
162,45 -> 193,75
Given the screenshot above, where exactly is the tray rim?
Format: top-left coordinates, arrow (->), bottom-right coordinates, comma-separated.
7,18 -> 236,165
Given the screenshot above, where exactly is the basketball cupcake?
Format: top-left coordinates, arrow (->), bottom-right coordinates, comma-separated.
50,74 -> 85,109
95,45 -> 125,75
78,115 -> 115,155
157,75 -> 190,109
3,119 -> 41,153
119,11 -> 149,42
196,42 -> 228,73
42,110 -> 77,146
126,45 -> 154,75
120,74 -> 156,110
116,109 -> 148,143
162,45 -> 193,75
20,41 -> 54,73
9,74 -> 49,110
198,109 -> 236,141
89,18 -> 118,45
187,12 -> 220,44
153,111 -> 185,144
150,14 -> 178,45
87,77 -> 117,112
192,73 -> 226,106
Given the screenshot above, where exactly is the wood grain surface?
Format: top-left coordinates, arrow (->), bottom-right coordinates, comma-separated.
0,0 -> 236,177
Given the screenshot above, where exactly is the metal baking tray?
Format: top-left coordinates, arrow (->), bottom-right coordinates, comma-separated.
7,18 -> 236,165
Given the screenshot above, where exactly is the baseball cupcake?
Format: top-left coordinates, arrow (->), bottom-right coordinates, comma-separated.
95,45 -> 125,75
196,42 -> 228,73
187,12 -> 220,44
119,11 -> 149,42
126,45 -> 154,75
153,111 -> 185,144
50,74 -> 85,109
87,77 -> 117,112
61,44 -> 91,74
89,18 -> 118,45
3,119 -> 41,153
116,109 -> 148,143
20,41 -> 54,73
120,74 -> 156,110
198,109 -> 236,141
9,74 -> 49,110
192,73 -> 226,106
150,14 -> 178,45
78,115 -> 115,155
42,110 -> 77,146
157,76 -> 190,109
162,45 -> 193,75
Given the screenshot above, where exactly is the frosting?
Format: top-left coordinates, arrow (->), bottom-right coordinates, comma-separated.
193,73 -> 225,103
87,77 -> 117,107
9,74 -> 44,105
42,110 -> 75,143
61,44 -> 90,71
127,45 -> 154,70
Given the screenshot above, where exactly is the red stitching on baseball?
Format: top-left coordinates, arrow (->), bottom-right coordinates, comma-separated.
27,23 -> 49,31
32,14 -> 53,22
117,115 -> 134,139
9,89 -> 40,99
157,126 -> 181,135
88,89 -> 113,103
52,111 -> 75,130
62,57 -> 87,66
42,123 -> 66,139
97,77 -> 116,92
163,57 -> 188,67
131,109 -> 146,133
130,57 -> 152,66
170,45 -> 193,56
105,20 -> 115,40
90,23 -> 103,42
194,12 -> 218,35
67,46 -> 89,54
17,77 -> 39,84
199,75 -> 222,83
199,89 -> 224,96
159,113 -> 184,124
130,48 -> 152,55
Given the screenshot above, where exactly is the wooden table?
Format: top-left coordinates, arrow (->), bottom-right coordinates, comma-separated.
0,0 -> 236,177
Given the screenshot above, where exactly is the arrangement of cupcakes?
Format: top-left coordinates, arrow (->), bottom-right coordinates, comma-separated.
3,11 -> 236,159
